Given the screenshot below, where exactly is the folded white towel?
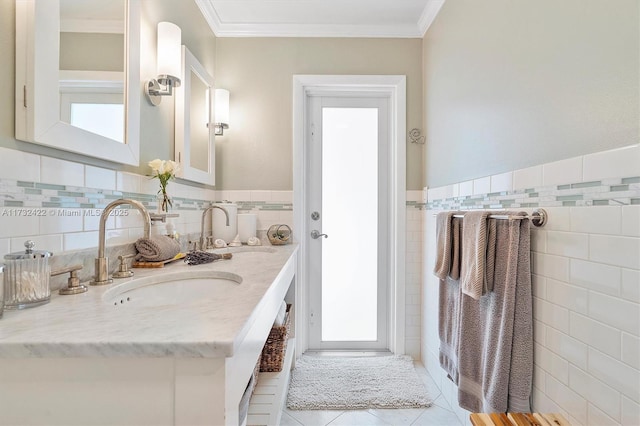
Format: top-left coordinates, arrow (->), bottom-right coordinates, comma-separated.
274,301 -> 287,327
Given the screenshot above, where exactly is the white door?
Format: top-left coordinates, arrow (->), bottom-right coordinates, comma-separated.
307,95 -> 390,351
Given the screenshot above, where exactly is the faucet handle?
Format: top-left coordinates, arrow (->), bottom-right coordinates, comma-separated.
51,264 -> 88,295
113,254 -> 135,279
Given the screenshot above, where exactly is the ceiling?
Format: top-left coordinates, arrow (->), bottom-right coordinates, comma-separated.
195,0 -> 445,38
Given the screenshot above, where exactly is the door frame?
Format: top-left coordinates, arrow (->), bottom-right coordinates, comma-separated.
292,75 -> 406,356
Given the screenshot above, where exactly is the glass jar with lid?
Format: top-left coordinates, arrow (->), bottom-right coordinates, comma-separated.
4,240 -> 53,309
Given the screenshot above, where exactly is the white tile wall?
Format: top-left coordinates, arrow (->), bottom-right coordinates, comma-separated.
85,166 -> 116,190
513,165 -> 543,190
423,145 -> 640,426
583,145 -> 640,181
542,157 -> 583,186
0,147 -> 40,181
40,157 -> 84,186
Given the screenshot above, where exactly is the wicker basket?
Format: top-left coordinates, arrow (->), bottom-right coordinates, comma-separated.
260,304 -> 292,372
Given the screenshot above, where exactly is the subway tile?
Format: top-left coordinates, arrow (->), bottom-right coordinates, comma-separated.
85,166 -> 116,190
534,320 -> 546,344
543,157 -> 583,186
0,238 -> 10,259
532,274 -> 546,299
622,206 -> 640,237
63,231 -> 99,251
459,180 -> 473,197
250,190 -> 272,202
570,312 -> 622,359
408,189 -> 422,203
588,347 -> 640,402
490,172 -> 513,193
533,365 -> 546,393
83,213 -> 116,232
115,209 -> 147,230
622,395 -> 640,426
570,259 -> 621,296
545,327 -> 588,370
583,145 -> 640,181
128,227 -> 146,241
40,157 -> 84,187
621,269 -> 640,303
105,229 -> 131,247
546,231 -> 588,260
513,165 -> 543,191
622,333 -> 640,370
590,235 -> 640,269
116,172 -> 140,193
0,148 -> 40,181
271,190 -> 293,203
10,234 -> 62,255
39,209 -> 83,234
530,229 -> 547,253
534,297 -> 569,333
532,252 -> 570,282
545,375 -> 587,424
589,291 -> 639,336
587,403 -> 619,426
546,278 -> 588,315
0,214 -> 39,238
570,206 -> 621,235
472,176 -> 490,195
569,365 -> 621,423
541,207 -> 571,232
532,387 -> 564,414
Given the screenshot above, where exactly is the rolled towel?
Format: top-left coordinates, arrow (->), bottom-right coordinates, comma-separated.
135,235 -> 181,262
273,300 -> 287,327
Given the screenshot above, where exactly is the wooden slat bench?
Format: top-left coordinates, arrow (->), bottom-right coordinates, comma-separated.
470,412 -> 571,426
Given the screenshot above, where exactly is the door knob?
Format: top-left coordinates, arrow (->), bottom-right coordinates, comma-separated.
310,230 -> 328,239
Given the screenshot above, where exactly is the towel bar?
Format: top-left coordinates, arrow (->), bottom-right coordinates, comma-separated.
433,208 -> 547,228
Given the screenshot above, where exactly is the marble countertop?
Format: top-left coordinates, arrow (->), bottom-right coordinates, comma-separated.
0,244 -> 298,359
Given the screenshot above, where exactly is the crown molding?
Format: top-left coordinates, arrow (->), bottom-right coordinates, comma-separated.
213,23 -> 422,38
418,0 -> 445,37
195,0 -> 223,37
196,0 -> 442,39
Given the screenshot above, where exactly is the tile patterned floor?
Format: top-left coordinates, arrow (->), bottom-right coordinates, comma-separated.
281,363 -> 463,426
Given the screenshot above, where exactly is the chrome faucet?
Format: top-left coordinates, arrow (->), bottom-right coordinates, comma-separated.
90,199 -> 151,285
200,205 -> 229,250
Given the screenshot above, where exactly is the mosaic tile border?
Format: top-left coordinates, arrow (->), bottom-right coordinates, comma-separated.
0,179 -> 293,212
427,176 -> 640,211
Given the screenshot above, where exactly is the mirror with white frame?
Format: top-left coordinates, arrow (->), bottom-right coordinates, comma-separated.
175,46 -> 215,185
15,0 -> 141,166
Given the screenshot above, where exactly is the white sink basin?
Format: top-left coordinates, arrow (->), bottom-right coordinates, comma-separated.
103,270 -> 243,308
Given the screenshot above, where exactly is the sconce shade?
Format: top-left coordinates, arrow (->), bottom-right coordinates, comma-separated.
215,89 -> 230,125
157,22 -> 181,80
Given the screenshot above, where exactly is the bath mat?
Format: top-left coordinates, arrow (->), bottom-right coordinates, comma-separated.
286,355 -> 433,410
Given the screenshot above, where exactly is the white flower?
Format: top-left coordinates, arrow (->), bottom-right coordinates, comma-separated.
148,159 -> 165,174
164,160 -> 180,174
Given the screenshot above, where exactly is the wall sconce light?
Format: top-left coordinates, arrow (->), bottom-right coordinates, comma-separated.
145,22 -> 182,106
214,88 -> 230,135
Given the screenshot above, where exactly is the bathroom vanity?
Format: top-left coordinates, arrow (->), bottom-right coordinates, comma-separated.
0,245 -> 298,426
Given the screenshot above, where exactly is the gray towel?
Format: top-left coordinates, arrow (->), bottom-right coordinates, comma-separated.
456,213 -> 533,413
434,212 -> 455,280
461,211 -> 491,299
438,216 -> 462,384
135,235 -> 181,262
434,211 -> 463,280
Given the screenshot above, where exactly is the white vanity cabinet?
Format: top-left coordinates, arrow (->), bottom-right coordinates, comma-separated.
0,246 -> 298,426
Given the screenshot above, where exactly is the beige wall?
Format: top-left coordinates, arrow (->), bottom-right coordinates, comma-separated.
422,0 -> 639,188
0,0 -> 216,180
215,37 -> 424,190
